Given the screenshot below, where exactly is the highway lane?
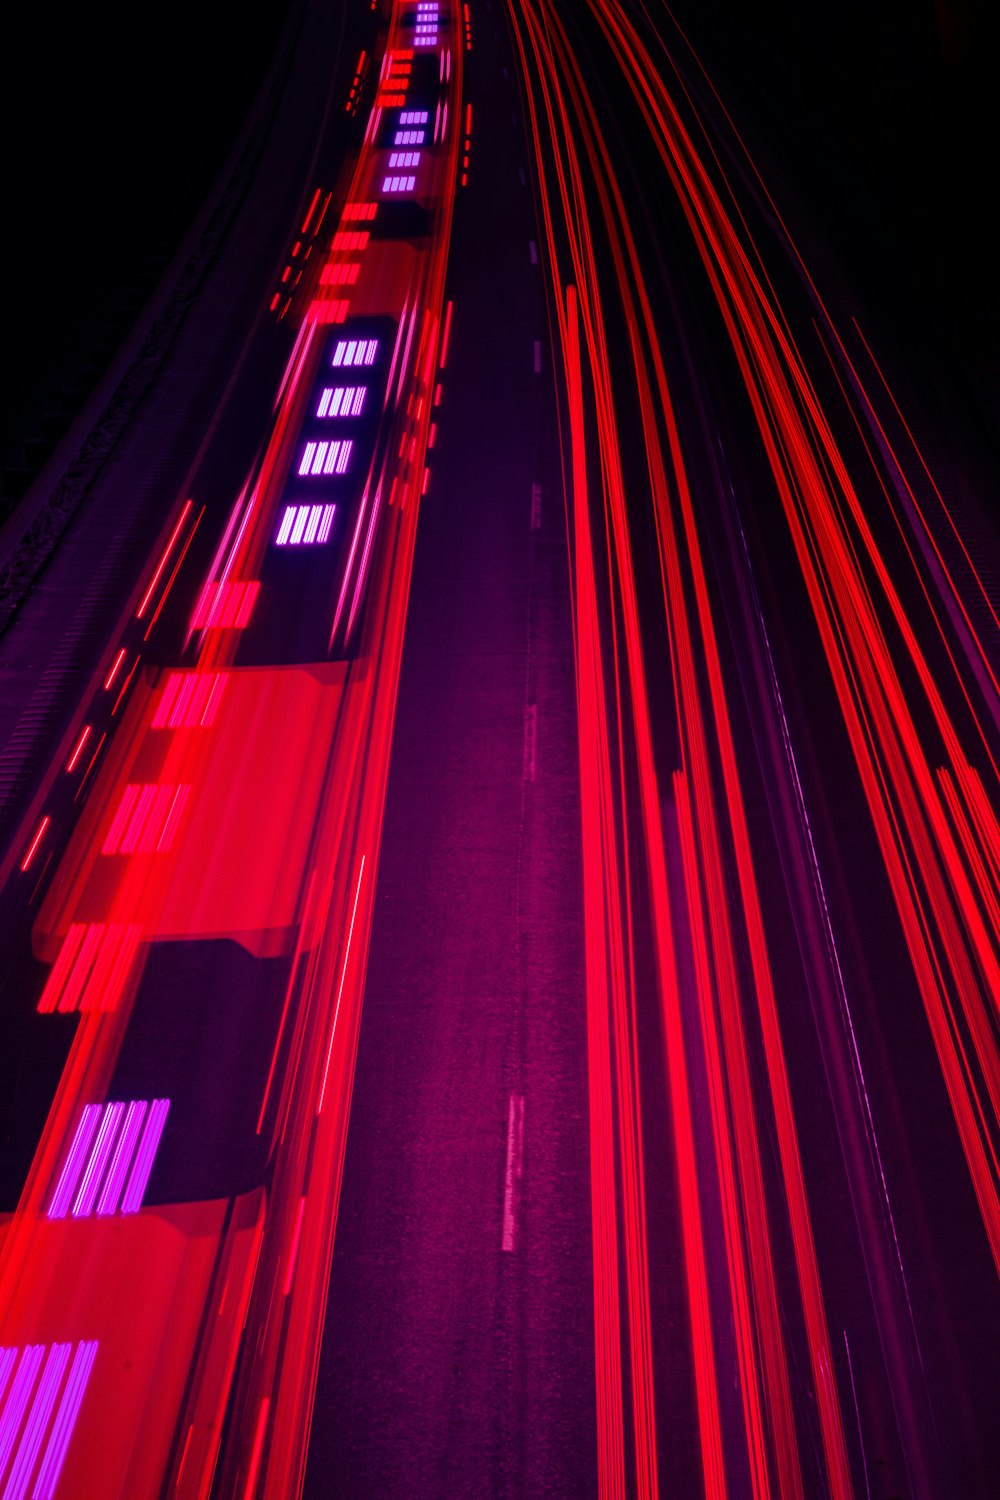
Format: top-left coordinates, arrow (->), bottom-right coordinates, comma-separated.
501,0 -> 1000,1492
0,0 -> 373,1259
304,1 -> 596,1491
661,44 -> 1000,1494
0,1 -> 467,1493
0,0 -> 376,1237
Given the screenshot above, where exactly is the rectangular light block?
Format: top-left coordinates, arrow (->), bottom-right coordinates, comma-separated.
296,438 -> 352,477
47,1100 -> 170,1219
331,229 -> 370,251
37,923 -> 142,1015
274,504 -> 337,547
340,201 -> 377,222
152,672 -> 228,729
319,262 -> 361,286
330,338 -> 378,367
102,783 -> 190,856
190,579 -> 260,630
316,386 -> 366,419
0,1341 -> 98,1500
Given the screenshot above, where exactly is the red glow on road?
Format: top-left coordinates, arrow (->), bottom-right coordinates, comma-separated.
300,189 -> 322,235
136,499 -> 194,619
101,783 -> 191,856
19,818 -> 51,873
65,727 -> 92,774
0,9 -> 463,1488
36,923 -> 142,1014
438,299 -> 454,369
102,650 -> 127,692
152,671 -> 228,729
191,579 -> 260,630
317,856 -> 367,1114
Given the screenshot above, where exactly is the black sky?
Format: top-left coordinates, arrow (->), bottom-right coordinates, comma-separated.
1,0 -> 996,522
672,0 -> 998,387
0,1 -> 293,519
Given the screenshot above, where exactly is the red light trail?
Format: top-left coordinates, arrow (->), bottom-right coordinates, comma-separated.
0,0 -> 996,1493
0,0 -> 462,1491
508,0 -> 999,1491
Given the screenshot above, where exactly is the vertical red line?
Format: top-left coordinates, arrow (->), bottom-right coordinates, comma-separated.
19,816 -> 51,873
242,1399 -> 270,1499
58,925 -> 103,1014
565,285 -> 627,1500
37,925 -> 86,1014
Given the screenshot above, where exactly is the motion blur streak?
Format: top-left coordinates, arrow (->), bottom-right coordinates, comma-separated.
503,0 -> 984,1490
580,0 -> 1000,1285
563,286 -> 643,1500
510,7 -> 741,1487
509,0 -> 1000,1489
2,0 -> 997,1491
0,0 -> 462,1492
